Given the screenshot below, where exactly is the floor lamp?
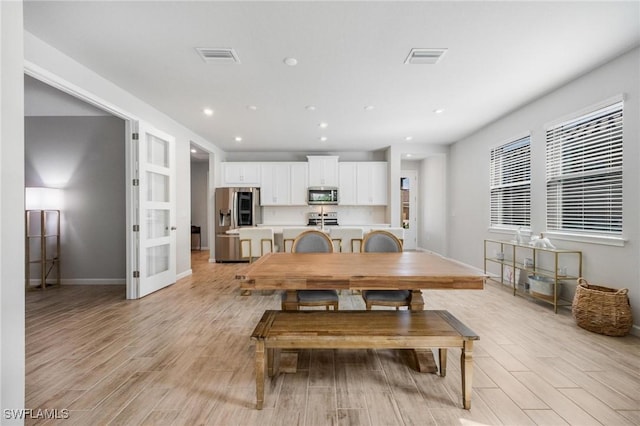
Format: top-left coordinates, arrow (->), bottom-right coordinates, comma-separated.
25,187 -> 63,290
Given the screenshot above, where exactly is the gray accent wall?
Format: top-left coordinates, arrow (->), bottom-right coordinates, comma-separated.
25,116 -> 126,283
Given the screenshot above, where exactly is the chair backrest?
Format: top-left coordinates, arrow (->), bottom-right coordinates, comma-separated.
238,227 -> 275,259
292,230 -> 334,253
372,227 -> 404,245
362,230 -> 403,253
329,227 -> 364,253
281,227 -> 309,252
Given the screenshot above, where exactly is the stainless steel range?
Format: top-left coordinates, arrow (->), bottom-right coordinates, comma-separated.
307,211 -> 338,226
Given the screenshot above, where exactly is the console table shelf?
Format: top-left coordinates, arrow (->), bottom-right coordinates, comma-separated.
483,239 -> 582,313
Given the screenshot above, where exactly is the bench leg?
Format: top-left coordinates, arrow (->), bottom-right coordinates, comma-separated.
255,340 -> 265,410
461,340 -> 474,409
438,348 -> 447,377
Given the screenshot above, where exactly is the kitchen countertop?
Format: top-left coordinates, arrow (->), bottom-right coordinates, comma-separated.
226,224 -> 391,235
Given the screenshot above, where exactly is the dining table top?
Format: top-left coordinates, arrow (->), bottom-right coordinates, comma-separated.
237,251 -> 486,290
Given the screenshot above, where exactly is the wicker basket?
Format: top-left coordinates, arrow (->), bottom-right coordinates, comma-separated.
572,278 -> 633,337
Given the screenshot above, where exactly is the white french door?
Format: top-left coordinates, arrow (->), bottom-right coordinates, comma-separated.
128,122 -> 176,298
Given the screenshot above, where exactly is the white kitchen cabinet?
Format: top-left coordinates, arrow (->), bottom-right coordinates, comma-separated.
338,162 -> 357,205
307,155 -> 339,187
260,162 -> 308,206
339,162 -> 387,205
221,162 -> 261,186
290,162 -> 309,205
356,162 -> 388,205
261,163 -> 290,205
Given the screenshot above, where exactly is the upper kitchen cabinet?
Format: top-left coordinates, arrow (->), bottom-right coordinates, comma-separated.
261,162 -> 308,206
338,162 -> 357,205
307,155 -> 339,187
339,162 -> 388,206
357,162 -> 388,205
221,162 -> 261,187
290,162 -> 309,205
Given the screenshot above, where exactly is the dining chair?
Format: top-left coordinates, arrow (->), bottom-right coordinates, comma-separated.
285,230 -> 339,310
372,227 -> 405,246
361,230 -> 411,310
329,227 -> 364,253
281,227 -> 309,252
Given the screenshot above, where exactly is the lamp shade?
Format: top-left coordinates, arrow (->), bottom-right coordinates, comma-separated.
25,187 -> 64,210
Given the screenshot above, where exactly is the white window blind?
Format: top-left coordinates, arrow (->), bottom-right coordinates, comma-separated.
490,136 -> 531,228
546,101 -> 623,235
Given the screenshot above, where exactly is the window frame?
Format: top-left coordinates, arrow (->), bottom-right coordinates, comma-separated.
489,133 -> 532,232
544,96 -> 625,246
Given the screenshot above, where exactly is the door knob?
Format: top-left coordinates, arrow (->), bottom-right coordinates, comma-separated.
171,226 -> 177,230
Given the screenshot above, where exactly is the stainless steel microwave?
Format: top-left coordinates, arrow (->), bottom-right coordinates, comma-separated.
307,187 -> 339,205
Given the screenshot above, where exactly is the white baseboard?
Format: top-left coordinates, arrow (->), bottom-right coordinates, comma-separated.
28,278 -> 126,285
176,269 -> 192,280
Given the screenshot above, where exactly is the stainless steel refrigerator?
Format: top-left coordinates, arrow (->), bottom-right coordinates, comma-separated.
215,187 -> 261,262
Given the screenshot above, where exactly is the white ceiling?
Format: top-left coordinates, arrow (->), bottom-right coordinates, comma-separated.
23,1 -> 640,154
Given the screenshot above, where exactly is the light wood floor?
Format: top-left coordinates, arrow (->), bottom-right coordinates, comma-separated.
25,251 -> 639,425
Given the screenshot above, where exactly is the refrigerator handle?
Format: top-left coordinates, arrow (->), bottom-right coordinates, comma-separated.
231,190 -> 238,230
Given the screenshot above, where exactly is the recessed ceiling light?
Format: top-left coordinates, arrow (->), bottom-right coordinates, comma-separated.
364,105 -> 375,111
405,136 -> 413,141
247,105 -> 258,111
319,136 -> 328,142
318,122 -> 328,129
234,136 -> 243,142
305,105 -> 317,111
406,154 -> 413,158
203,108 -> 214,116
191,148 -> 197,153
433,108 -> 444,114
283,57 -> 298,66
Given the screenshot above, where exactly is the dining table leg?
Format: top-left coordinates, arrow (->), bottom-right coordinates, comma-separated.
409,289 -> 424,310
408,289 -> 437,373
281,290 -> 299,310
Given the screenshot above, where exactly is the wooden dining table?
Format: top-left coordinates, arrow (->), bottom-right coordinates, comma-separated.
237,251 -> 486,311
238,251 -> 486,373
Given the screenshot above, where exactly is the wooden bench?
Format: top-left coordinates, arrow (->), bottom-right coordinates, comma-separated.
250,309 -> 479,410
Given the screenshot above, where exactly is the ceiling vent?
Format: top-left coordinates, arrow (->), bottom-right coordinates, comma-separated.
195,48 -> 240,64
404,48 -> 447,65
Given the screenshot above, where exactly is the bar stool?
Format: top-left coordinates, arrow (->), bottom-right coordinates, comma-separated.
238,228 -> 277,263
329,227 -> 364,253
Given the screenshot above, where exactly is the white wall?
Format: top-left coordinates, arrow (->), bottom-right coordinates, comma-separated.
24,31 -> 226,279
420,154 -> 448,255
1,1 -> 25,421
448,47 -> 640,332
25,116 -> 126,283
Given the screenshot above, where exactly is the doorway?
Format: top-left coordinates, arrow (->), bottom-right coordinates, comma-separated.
24,75 -> 127,289
400,170 -> 418,250
24,70 -> 179,299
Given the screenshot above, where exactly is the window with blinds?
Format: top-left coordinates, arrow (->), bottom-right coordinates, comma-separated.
546,100 -> 623,235
490,135 -> 531,228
